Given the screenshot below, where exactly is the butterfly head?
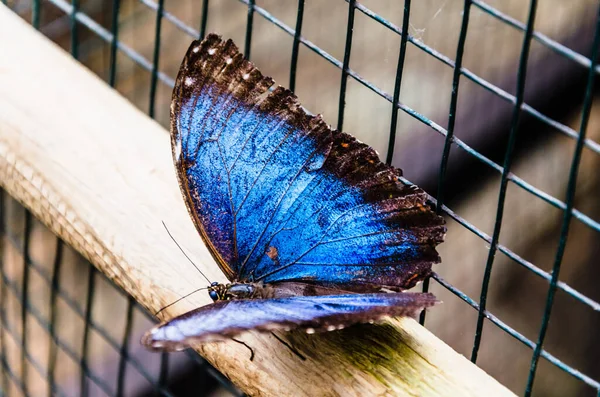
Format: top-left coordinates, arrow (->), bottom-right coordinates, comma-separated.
208,281 -> 227,301
208,282 -> 258,302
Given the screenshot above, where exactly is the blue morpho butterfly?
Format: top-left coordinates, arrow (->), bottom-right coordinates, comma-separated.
142,34 -> 446,352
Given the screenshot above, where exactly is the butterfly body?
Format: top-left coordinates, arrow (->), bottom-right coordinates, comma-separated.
142,34 -> 446,351
208,281 -> 357,301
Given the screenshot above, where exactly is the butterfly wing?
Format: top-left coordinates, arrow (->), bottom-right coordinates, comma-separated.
171,34 -> 445,288
142,292 -> 437,350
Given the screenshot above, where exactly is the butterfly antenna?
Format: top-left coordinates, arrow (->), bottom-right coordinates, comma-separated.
162,221 -> 212,284
154,286 -> 209,316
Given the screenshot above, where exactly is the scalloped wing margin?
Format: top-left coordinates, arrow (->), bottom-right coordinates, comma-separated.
171,34 -> 446,290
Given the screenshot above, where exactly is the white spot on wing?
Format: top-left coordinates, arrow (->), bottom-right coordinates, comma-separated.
184,77 -> 194,86
208,48 -> 216,55
192,46 -> 200,53
326,325 -> 336,331
242,73 -> 250,80
226,58 -> 232,64
306,328 -> 315,334
175,137 -> 182,161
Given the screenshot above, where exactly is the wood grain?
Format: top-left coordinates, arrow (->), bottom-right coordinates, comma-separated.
0,5 -> 514,396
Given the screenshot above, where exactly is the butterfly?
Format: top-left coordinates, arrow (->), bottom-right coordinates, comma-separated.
142,34 -> 446,352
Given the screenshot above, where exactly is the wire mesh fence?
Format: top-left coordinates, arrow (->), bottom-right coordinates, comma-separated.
0,191 -> 242,396
1,0 -> 599,396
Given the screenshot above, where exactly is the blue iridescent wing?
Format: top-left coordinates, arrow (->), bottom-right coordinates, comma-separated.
171,34 -> 445,289
142,292 -> 437,350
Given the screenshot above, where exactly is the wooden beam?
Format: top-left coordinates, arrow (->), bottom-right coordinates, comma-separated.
0,5 -> 514,396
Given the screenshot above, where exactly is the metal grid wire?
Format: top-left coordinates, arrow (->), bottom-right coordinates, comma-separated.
1,0 -> 599,396
0,192 -> 243,396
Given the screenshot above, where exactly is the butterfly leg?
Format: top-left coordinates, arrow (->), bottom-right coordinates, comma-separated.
231,338 -> 255,361
270,332 -> 306,361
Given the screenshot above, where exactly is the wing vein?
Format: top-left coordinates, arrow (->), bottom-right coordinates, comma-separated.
243,146 -> 322,279
232,120 -> 292,218
255,200 -> 377,281
235,127 -> 304,275
216,140 -> 238,264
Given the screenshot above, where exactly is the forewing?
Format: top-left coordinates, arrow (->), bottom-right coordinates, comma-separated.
142,293 -> 437,351
171,34 -> 445,288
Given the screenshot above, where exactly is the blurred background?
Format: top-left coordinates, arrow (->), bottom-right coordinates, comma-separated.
1,0 -> 599,396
